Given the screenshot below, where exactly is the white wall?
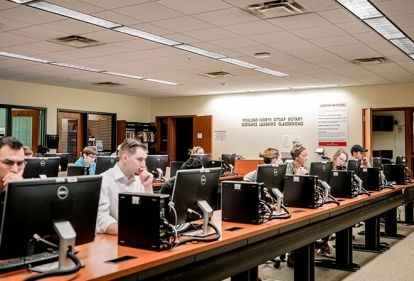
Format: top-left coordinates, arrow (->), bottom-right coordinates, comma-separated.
0,79 -> 152,134
152,83 -> 414,163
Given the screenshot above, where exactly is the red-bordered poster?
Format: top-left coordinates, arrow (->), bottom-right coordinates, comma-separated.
318,103 -> 348,147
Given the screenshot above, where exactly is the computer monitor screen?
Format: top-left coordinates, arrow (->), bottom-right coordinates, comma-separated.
256,164 -> 287,192
67,165 -> 90,176
347,159 -> 361,174
0,176 -> 102,259
380,150 -> 393,160
22,157 -> 60,178
170,161 -> 184,177
309,161 -> 333,182
221,154 -> 236,167
190,154 -> 210,167
145,155 -> 169,176
45,153 -> 69,171
171,167 -> 221,225
95,156 -> 118,175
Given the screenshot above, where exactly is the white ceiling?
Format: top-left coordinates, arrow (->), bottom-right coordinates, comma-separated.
0,0 -> 413,98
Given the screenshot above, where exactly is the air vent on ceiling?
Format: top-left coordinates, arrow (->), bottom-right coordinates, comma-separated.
200,71 -> 233,78
351,57 -> 389,65
93,82 -> 124,87
244,0 -> 307,19
50,35 -> 104,48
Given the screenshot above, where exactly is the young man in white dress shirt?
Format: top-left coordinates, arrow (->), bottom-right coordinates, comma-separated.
96,138 -> 153,235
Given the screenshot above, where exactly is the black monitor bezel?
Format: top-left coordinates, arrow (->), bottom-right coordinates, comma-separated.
95,156 -> 119,175
22,157 -> 60,178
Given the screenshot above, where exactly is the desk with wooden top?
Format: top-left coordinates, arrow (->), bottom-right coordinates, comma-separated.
2,184 -> 412,281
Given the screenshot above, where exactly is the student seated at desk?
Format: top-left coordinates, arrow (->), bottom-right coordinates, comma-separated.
350,144 -> 370,167
74,146 -> 97,175
286,143 -> 309,176
191,146 -> 204,155
160,158 -> 203,196
333,148 -> 348,170
243,148 -> 283,181
96,138 -> 153,235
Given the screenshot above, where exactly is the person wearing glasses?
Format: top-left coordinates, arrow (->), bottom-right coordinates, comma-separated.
74,146 -> 97,175
96,138 -> 153,235
332,148 -> 348,170
0,136 -> 25,192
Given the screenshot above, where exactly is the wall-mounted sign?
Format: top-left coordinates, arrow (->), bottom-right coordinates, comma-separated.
241,116 -> 304,127
317,103 -> 348,146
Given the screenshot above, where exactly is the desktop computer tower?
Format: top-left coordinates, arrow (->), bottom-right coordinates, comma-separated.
118,192 -> 171,251
328,170 -> 358,198
358,167 -> 382,191
283,175 -> 319,208
383,164 -> 405,185
221,181 -> 264,224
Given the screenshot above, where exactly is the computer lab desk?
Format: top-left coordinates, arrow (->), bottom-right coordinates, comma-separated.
2,184 -> 410,281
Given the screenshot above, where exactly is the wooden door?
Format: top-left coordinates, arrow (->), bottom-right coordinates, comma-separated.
193,115 -> 212,154
362,108 -> 372,159
11,109 -> 39,152
58,111 -> 84,163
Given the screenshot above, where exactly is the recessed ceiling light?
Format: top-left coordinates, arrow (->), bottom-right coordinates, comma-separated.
114,26 -> 180,46
364,17 -> 405,39
291,84 -> 338,90
175,45 -> 226,59
143,78 -> 178,85
390,38 -> 414,54
28,2 -> 122,29
50,62 -> 102,72
102,71 -> 143,80
337,0 -> 382,19
0,51 -> 53,64
254,67 -> 289,77
219,58 -> 259,69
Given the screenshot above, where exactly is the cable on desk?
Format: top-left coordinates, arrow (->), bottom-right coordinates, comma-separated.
173,221 -> 221,247
23,248 -> 82,281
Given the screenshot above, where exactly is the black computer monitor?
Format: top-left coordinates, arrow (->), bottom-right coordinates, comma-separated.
256,164 -> 287,192
0,176 -> 102,259
45,153 -> 69,171
383,164 -> 405,185
146,155 -> 169,178
190,154 -> 210,167
67,165 -> 90,176
171,167 -> 221,226
380,149 -> 393,160
309,161 -> 333,182
347,159 -> 361,174
22,157 -> 60,178
95,156 -> 118,175
170,161 -> 184,177
221,154 -> 236,167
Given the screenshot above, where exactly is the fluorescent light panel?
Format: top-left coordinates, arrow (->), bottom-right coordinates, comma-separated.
0,51 -> 53,64
175,45 -> 226,59
9,0 -> 35,3
390,38 -> 414,54
364,17 -> 405,39
143,78 -> 178,85
337,0 -> 382,19
291,84 -> 338,90
219,58 -> 259,69
51,62 -> 102,72
28,2 -> 122,29
254,67 -> 289,77
114,26 -> 180,46
102,71 -> 143,80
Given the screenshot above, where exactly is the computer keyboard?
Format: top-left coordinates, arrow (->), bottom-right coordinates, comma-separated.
0,251 -> 59,273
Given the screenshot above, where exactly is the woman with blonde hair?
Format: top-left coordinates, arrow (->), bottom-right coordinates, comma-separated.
243,148 -> 283,181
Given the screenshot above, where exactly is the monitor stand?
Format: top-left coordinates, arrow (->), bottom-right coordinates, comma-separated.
183,200 -> 214,237
32,221 -> 76,272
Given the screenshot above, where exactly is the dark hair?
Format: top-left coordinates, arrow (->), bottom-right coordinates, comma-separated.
0,136 -> 24,150
180,158 -> 203,170
37,145 -> 49,155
